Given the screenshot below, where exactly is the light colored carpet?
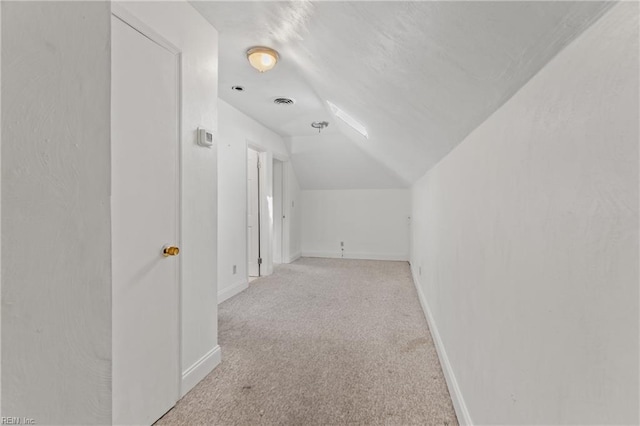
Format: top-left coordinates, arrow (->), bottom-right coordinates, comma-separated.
157,258 -> 458,425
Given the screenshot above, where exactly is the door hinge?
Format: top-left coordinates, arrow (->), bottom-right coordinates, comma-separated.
258,258 -> 262,265
257,158 -> 261,169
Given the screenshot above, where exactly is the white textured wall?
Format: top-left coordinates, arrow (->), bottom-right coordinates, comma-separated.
1,2 -> 111,423
411,4 -> 638,424
301,189 -> 410,261
289,133 -> 408,190
113,1 -> 219,395
218,100 -> 294,301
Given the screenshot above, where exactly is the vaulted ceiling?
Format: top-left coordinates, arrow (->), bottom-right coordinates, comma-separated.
192,1 -> 612,189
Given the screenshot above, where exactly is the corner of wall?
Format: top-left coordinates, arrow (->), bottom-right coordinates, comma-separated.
409,266 -> 473,426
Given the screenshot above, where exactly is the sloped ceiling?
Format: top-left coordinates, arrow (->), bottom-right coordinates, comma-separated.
192,1 -> 612,189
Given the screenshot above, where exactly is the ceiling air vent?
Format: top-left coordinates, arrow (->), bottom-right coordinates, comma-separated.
273,97 -> 295,105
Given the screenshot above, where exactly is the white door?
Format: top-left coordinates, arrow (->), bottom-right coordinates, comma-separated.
248,149 -> 260,277
112,15 -> 180,425
272,160 -> 283,264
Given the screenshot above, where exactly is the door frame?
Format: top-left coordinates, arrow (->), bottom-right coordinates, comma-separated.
246,141 -> 283,279
272,158 -> 285,264
273,154 -> 290,264
245,140 -> 292,280
246,143 -> 264,279
246,145 -> 261,278
111,3 -> 184,401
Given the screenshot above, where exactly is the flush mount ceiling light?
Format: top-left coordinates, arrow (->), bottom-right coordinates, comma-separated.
246,46 -> 279,73
311,121 -> 329,134
327,101 -> 368,139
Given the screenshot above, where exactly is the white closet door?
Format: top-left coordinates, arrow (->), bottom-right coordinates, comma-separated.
112,14 -> 180,425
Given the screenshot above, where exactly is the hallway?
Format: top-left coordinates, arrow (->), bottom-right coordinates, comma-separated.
158,258 -> 457,425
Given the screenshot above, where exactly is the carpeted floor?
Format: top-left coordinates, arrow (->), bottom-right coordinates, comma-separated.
157,258 -> 458,425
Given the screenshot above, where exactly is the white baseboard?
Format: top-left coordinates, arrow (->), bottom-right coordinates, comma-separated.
218,279 -> 248,304
410,266 -> 473,426
181,345 -> 221,397
286,252 -> 301,263
301,250 -> 408,261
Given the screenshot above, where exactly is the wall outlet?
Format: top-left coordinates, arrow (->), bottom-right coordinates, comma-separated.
233,265 -> 237,274
340,241 -> 344,247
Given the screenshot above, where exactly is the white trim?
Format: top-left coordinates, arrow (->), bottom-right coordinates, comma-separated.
218,280 -> 248,304
111,4 -> 180,55
272,151 -> 289,162
246,138 -> 288,162
181,345 -> 221,397
410,266 -> 473,426
258,151 -> 273,276
272,158 -> 284,265
282,162 -> 290,263
245,140 -> 249,284
301,251 -> 408,262
286,252 -> 301,264
246,140 -> 265,154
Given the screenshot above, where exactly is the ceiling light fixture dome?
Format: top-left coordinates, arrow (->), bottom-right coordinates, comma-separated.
246,46 -> 279,73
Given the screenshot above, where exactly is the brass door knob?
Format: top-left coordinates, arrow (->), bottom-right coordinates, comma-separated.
163,246 -> 180,257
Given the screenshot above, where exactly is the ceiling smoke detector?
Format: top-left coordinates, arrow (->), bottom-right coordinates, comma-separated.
273,97 -> 295,105
311,121 -> 329,134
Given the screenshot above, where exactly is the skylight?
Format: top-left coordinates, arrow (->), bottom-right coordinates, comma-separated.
327,101 -> 368,139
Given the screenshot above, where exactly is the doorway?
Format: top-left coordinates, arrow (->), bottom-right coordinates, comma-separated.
247,148 -> 261,277
111,12 -> 181,425
273,159 -> 284,265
